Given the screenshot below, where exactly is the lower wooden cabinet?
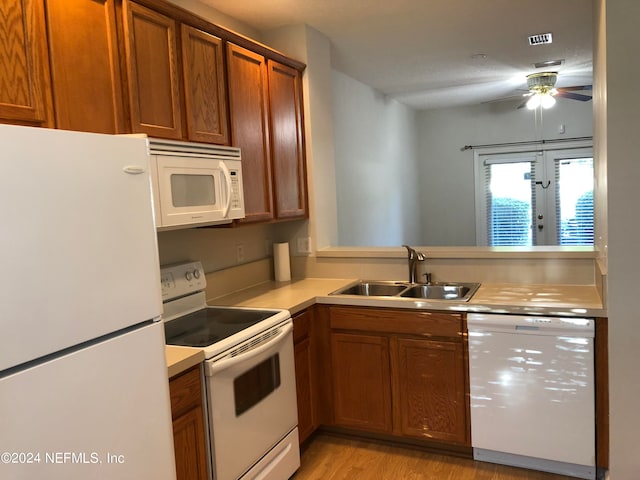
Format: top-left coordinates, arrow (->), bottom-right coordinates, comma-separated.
169,365 -> 208,480
391,336 -> 468,444
331,332 -> 392,433
172,406 -> 208,480
293,308 -> 318,443
328,306 -> 470,447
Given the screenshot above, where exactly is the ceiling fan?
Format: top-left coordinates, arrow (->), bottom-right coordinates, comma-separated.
517,72 -> 592,109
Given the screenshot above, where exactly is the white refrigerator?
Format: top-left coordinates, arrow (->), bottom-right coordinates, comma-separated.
0,125 -> 176,479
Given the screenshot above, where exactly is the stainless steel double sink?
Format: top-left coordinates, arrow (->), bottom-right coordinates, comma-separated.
330,280 -> 480,302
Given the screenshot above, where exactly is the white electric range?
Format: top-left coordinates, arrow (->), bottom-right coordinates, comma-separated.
161,261 -> 300,480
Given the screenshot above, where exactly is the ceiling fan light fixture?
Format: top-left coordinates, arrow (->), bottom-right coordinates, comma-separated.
527,72 -> 558,92
541,94 -> 556,109
526,95 -> 542,110
525,72 -> 559,109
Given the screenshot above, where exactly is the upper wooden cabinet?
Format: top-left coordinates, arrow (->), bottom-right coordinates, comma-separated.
46,0 -> 125,133
122,1 -> 183,139
0,0 -> 308,203
226,43 -> 308,223
123,2 -> 232,144
227,43 -> 274,223
181,25 -> 229,145
267,60 -> 307,219
0,0 -> 53,126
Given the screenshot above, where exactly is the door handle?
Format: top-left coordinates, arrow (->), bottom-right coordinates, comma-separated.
220,161 -> 232,218
204,322 -> 292,376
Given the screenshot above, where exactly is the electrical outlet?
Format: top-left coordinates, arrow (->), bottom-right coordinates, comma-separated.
235,244 -> 245,263
296,236 -> 311,254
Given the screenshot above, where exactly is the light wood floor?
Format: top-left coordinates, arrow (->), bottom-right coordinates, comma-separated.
293,434 -> 576,480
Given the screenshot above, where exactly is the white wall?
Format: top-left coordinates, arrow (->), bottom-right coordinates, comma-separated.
596,0 -> 640,477
416,100 -> 594,245
167,0 -> 262,39
332,71 -> 421,246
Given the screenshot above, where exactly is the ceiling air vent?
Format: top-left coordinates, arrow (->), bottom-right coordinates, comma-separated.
528,33 -> 553,46
534,59 -> 564,69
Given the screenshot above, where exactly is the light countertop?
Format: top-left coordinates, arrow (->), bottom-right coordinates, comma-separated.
166,277 -> 605,378
212,278 -> 605,317
211,278 -> 358,314
165,345 -> 205,379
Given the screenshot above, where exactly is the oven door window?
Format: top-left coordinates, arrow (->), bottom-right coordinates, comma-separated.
234,354 -> 281,416
170,173 -> 215,207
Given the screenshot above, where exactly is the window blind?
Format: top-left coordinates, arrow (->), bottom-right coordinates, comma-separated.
555,158 -> 594,245
484,160 -> 535,246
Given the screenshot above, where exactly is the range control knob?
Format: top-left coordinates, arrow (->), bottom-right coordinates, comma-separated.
185,271 -> 193,281
193,269 -> 201,279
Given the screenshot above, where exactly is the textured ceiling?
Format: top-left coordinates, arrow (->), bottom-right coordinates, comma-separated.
200,0 -> 593,109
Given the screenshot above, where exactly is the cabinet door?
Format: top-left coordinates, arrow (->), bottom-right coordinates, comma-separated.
294,336 -> 315,443
46,0 -> 125,133
181,25 -> 229,144
0,0 -> 53,126
267,60 -> 307,219
123,1 -> 182,139
172,407 -> 208,480
293,307 -> 317,443
227,43 -> 274,223
391,337 -> 469,445
170,366 -> 208,480
331,332 -> 392,433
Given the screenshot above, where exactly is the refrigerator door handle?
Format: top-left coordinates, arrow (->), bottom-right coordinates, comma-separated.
123,165 -> 146,175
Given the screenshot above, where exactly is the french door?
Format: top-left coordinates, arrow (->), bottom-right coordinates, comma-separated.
475,145 -> 594,246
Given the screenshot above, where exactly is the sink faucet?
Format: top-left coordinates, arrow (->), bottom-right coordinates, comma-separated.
402,245 -> 427,284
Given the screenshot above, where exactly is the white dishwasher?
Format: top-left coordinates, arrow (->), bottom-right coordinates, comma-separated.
467,313 -> 596,480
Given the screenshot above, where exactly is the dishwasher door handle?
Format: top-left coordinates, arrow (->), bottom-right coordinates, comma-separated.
515,325 -> 540,331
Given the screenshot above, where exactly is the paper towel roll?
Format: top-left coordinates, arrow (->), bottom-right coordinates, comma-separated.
273,242 -> 291,282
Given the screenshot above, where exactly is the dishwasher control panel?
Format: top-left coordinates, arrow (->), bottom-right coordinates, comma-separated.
467,313 -> 594,336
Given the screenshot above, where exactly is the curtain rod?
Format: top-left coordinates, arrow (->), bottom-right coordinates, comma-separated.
461,136 -> 593,151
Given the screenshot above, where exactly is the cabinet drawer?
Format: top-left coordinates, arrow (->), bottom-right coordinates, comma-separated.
329,306 -> 462,339
293,308 -> 313,343
169,365 -> 202,419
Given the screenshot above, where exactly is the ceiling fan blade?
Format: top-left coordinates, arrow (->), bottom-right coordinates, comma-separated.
516,99 -> 529,109
482,94 -> 525,105
556,91 -> 592,102
557,85 -> 592,92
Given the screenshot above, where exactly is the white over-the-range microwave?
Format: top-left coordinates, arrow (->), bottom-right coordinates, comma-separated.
148,138 -> 245,231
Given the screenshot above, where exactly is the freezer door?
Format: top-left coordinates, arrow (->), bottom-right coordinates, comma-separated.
0,322 -> 176,480
0,125 -> 162,371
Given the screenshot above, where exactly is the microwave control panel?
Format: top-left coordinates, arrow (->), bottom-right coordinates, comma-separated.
230,170 -> 242,210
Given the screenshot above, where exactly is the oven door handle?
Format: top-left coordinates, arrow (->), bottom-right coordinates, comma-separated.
205,322 -> 292,376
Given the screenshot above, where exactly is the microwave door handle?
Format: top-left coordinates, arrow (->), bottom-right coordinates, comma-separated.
220,161 -> 232,217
